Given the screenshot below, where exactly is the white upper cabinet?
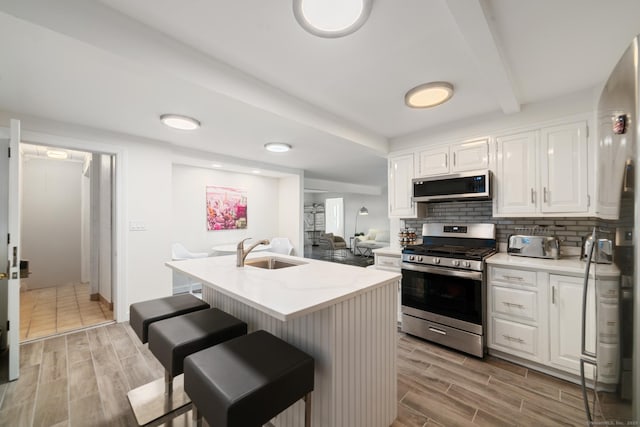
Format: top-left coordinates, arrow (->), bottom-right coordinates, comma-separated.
494,121 -> 589,217
540,122 -> 588,213
415,138 -> 489,177
388,153 -> 416,217
415,146 -> 449,177
451,138 -> 489,173
495,131 -> 538,215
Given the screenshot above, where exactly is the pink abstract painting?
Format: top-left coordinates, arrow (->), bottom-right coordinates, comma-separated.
206,186 -> 247,230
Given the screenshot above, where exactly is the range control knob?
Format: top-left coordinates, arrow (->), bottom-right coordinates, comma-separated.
433,257 -> 441,264
452,260 -> 460,267
463,261 -> 471,268
417,256 -> 423,262
409,255 -> 415,261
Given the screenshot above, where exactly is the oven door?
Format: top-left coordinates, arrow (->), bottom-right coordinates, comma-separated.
401,262 -> 483,334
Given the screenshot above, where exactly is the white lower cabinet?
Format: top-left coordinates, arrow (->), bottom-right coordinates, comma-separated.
548,274 -> 595,375
372,250 -> 402,323
488,265 -> 619,383
488,266 -> 545,363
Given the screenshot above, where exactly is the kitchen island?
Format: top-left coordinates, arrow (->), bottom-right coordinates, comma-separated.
166,252 -> 401,427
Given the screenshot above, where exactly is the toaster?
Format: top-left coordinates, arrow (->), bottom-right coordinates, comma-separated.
581,235 -> 614,264
507,235 -> 560,259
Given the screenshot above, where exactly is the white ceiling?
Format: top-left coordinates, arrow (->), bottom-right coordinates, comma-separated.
1,0 -> 640,188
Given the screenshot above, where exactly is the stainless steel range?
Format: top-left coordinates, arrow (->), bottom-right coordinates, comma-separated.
401,223 -> 496,357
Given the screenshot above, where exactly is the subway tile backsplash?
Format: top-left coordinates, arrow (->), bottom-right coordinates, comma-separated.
402,200 -> 620,248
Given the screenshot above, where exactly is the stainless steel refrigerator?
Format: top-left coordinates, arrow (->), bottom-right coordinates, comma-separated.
581,35 -> 639,421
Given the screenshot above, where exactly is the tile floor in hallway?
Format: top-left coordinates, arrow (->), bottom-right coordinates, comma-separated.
20,283 -> 113,342
0,321 -> 634,427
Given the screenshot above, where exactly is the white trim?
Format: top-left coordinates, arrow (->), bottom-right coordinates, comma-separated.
18,129 -> 128,322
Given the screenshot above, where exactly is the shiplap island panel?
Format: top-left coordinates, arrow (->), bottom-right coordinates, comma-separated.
166,252 -> 401,427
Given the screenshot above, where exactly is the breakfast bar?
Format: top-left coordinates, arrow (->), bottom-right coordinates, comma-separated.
166,252 -> 401,427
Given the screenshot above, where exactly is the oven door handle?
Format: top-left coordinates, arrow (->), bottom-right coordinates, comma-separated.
401,262 -> 482,281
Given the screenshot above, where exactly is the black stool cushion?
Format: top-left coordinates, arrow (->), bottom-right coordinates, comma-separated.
149,308 -> 247,377
129,294 -> 209,343
184,330 -> 314,427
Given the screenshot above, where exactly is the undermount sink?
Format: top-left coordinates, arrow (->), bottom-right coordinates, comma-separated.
244,256 -> 307,270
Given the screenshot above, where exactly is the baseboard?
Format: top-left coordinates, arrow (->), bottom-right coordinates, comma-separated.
91,293 -> 114,311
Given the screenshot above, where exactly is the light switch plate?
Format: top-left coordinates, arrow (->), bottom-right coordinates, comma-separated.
129,221 -> 147,231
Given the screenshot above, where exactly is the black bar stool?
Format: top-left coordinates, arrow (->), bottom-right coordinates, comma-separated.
184,330 -> 315,427
127,305 -> 246,426
129,294 -> 210,344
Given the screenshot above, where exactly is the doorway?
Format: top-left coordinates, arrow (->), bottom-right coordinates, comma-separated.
19,144 -> 115,341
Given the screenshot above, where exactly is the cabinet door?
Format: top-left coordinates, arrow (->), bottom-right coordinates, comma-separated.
549,274 -> 595,377
388,154 -> 415,217
540,122 -> 588,213
451,138 -> 489,172
416,146 -> 449,177
495,131 -> 538,215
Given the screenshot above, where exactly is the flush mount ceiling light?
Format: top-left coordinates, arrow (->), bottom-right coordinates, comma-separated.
160,114 -> 201,130
264,142 -> 292,153
46,149 -> 69,160
293,0 -> 372,38
405,82 -> 454,109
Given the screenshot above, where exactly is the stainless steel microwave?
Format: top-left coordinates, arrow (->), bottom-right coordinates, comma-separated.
412,170 -> 491,202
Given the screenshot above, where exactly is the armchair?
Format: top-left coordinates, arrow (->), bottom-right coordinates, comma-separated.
319,232 -> 348,261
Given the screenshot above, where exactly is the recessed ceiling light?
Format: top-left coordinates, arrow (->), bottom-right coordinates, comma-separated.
293,0 -> 372,38
211,163 -> 222,168
252,170 -> 261,174
46,149 -> 69,160
264,142 -> 292,153
405,82 -> 454,109
160,114 -> 201,130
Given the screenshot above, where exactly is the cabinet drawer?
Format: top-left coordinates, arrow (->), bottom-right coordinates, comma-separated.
490,267 -> 536,287
492,285 -> 537,321
598,343 -> 619,381
376,255 -> 401,270
491,317 -> 538,357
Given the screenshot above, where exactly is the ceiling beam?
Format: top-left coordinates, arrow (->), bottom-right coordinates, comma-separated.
444,0 -> 520,114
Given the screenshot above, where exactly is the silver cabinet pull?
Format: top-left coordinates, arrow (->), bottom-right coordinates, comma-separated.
428,327 -> 447,336
543,187 -> 548,203
453,152 -> 456,166
502,302 -> 525,309
503,335 -> 525,344
503,275 -> 524,281
531,188 -> 535,204
552,286 -> 556,304
444,153 -> 448,168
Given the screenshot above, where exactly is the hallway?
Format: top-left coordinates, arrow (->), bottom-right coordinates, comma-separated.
20,283 -> 113,342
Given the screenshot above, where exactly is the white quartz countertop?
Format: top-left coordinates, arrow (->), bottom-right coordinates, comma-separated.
166,252 -> 401,321
486,253 -> 620,278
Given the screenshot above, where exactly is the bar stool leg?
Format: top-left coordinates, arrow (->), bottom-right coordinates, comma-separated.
192,405 -> 202,427
165,370 -> 173,396
304,392 -> 312,427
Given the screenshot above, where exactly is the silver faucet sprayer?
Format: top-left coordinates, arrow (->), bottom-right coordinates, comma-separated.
236,238 -> 270,267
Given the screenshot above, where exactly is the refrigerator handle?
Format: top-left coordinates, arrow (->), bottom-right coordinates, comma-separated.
580,357 -> 598,423
581,227 -> 597,359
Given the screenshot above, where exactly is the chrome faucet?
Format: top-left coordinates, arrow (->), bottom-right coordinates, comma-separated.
236,238 -> 270,267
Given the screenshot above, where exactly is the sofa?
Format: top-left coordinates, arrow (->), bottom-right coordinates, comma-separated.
354,229 -> 390,256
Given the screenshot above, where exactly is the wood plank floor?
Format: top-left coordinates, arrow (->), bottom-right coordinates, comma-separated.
0,323 -> 633,426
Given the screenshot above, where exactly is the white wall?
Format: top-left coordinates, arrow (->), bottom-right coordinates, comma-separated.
172,164 -> 282,253
305,190 -> 389,240
390,88 -> 596,152
278,175 -> 303,254
21,157 -> 82,289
